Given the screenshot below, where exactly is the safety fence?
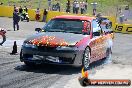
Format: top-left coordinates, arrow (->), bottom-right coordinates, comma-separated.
0,5 -> 131,34
0,5 -> 116,22
0,5 -> 44,21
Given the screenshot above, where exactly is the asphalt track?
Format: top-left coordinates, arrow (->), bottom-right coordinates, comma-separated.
0,17 -> 132,88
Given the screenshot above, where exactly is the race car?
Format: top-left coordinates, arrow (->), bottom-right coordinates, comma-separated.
20,15 -> 114,69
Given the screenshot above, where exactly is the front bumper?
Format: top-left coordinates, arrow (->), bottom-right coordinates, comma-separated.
20,45 -> 84,65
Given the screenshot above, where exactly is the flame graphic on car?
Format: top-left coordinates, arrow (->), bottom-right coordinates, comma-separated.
28,36 -> 69,47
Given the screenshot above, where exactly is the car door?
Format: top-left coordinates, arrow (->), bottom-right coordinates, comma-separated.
90,20 -> 106,62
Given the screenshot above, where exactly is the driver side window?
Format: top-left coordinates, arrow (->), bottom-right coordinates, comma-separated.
92,20 -> 102,36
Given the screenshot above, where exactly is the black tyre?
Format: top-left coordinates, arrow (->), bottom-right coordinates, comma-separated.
27,18 -> 29,22
0,34 -> 6,45
82,47 -> 91,70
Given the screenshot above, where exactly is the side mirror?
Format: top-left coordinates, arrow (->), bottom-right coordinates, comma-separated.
93,32 -> 100,36
35,28 -> 42,32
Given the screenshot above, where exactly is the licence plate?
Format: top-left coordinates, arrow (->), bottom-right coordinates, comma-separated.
32,55 -> 44,60
46,56 -> 59,63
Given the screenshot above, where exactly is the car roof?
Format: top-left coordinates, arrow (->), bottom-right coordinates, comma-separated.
53,15 -> 96,22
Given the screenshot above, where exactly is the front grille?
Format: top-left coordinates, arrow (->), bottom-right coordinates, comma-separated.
59,57 -> 73,63
37,46 -> 56,51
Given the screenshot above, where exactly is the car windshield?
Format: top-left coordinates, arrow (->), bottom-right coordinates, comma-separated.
42,19 -> 84,34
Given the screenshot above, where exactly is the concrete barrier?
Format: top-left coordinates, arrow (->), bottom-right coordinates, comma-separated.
0,5 -> 43,21
0,5 -> 116,22
46,11 -> 72,22
28,9 -> 43,21
0,6 -> 131,34
0,6 -> 14,17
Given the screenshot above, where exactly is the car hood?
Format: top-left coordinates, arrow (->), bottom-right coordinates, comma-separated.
24,32 -> 89,47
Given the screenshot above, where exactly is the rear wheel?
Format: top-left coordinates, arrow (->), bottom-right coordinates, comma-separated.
82,47 -> 91,70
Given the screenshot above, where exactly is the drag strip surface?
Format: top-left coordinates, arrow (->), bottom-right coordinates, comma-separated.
0,17 -> 81,88
0,17 -> 132,88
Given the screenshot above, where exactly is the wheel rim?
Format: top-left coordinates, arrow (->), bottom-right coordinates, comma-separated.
83,48 -> 90,69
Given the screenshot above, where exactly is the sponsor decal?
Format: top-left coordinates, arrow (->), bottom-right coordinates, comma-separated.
78,68 -> 131,86
115,25 -> 123,31
126,27 -> 132,32
115,25 -> 132,33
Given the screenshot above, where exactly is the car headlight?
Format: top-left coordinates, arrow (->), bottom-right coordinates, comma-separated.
56,46 -> 77,50
23,43 -> 37,49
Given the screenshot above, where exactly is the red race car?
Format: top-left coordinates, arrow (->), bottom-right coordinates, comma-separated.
20,15 -> 114,69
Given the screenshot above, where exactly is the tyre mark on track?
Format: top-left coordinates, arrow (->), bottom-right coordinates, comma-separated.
0,71 -> 61,88
0,60 -> 19,66
0,61 -> 22,73
19,74 -> 62,88
0,63 -> 67,88
0,73 -> 43,88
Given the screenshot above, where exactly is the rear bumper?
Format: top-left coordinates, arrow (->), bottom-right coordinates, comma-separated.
20,46 -> 84,65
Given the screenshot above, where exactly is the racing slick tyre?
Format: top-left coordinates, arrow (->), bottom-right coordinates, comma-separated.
82,47 -> 91,70
0,34 -> 6,45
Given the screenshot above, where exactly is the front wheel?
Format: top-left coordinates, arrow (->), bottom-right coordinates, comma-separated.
82,47 -> 91,70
